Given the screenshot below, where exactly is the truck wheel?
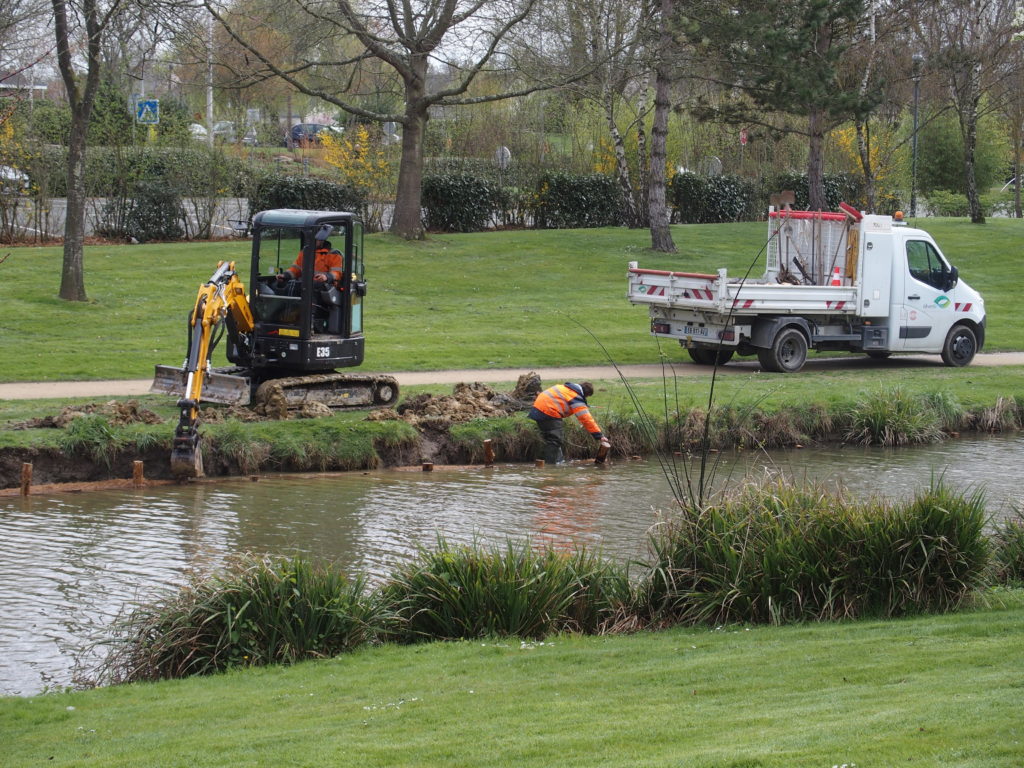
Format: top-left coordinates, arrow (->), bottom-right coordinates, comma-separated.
941,324 -> 977,367
687,347 -> 734,366
758,327 -> 807,373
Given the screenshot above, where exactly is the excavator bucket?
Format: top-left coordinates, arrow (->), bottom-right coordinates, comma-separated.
150,365 -> 252,405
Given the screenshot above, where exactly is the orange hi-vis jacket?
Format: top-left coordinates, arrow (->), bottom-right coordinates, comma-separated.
530,383 -> 602,438
286,247 -> 343,282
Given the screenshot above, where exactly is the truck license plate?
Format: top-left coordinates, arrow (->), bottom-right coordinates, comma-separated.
682,325 -> 710,337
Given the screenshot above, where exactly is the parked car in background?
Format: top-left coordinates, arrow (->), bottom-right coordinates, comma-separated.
189,123 -> 208,140
212,121 -> 258,146
287,123 -> 342,146
0,165 -> 30,194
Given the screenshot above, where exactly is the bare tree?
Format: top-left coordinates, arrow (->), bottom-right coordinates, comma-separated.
535,0 -> 656,228
212,0 -> 552,239
909,0 -> 1022,223
52,0 -> 130,300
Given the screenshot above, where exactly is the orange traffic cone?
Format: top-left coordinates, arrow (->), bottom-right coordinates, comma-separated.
830,266 -> 842,286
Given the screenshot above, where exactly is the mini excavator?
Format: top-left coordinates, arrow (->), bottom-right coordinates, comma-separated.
152,209 -> 399,478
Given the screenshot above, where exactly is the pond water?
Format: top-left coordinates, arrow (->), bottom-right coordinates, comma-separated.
2,434 -> 1021,696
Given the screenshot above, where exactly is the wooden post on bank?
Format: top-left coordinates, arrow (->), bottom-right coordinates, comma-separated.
132,460 -> 145,487
535,459 -> 545,468
483,439 -> 495,467
20,462 -> 32,496
422,462 -> 433,472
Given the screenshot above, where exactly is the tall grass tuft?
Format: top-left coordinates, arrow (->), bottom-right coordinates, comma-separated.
636,478 -> 990,626
992,507 -> 1024,584
102,555 -> 387,683
380,537 -> 631,641
844,386 -> 944,446
58,414 -> 121,468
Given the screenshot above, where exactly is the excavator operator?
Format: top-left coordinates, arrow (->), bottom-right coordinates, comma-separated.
278,224 -> 343,285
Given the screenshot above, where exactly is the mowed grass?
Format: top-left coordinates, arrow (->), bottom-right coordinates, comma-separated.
3,592 -> 1022,767
1,218 -> 1021,382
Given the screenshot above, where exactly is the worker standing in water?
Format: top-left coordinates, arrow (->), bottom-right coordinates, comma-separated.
528,381 -> 610,465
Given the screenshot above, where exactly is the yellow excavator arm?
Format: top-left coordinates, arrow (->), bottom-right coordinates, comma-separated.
171,261 -> 254,478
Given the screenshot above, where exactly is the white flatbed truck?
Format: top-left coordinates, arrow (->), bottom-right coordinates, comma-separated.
627,207 -> 986,372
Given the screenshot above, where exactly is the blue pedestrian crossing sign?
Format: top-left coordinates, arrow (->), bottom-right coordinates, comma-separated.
136,99 -> 160,125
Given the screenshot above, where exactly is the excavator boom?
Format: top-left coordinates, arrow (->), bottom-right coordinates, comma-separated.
170,261 -> 253,478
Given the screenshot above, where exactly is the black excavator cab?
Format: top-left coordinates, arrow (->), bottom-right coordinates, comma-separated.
230,209 -> 368,373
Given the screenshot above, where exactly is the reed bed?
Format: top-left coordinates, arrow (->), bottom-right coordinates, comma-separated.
379,538 -> 631,641
101,481 -> 1000,685
638,479 -> 990,626
102,556 -> 388,683
992,507 -> 1024,584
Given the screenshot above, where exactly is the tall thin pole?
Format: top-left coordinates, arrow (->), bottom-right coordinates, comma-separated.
206,11 -> 215,148
910,53 -> 924,219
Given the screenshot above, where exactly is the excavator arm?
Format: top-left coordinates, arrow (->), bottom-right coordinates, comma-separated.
171,261 -> 255,478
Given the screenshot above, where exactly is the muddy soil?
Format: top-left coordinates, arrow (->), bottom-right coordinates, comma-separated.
0,375 -> 545,491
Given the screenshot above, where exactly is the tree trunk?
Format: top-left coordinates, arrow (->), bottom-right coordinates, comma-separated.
648,0 -> 675,253
807,108 -> 826,212
960,106 -> 984,224
59,119 -> 88,301
605,99 -> 641,228
391,59 -> 429,240
854,119 -> 876,213
391,110 -> 427,239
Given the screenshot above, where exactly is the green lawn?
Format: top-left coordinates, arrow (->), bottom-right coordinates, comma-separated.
1,218 -> 1021,382
3,591 -> 1021,767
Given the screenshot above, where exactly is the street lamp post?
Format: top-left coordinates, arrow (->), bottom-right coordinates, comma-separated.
910,53 -> 924,219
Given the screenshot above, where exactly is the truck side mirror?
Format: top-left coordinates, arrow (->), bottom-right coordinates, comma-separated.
945,266 -> 959,291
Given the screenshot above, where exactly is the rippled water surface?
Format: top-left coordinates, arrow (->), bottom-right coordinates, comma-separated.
2,434 -> 1022,696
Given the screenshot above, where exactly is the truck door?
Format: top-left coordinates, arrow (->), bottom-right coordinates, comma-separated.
891,237 -> 957,353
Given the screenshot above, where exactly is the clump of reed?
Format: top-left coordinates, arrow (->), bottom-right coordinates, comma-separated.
102,555 -> 387,683
992,508 -> 1024,584
636,478 -> 990,626
379,538 -> 631,641
843,386 -> 944,446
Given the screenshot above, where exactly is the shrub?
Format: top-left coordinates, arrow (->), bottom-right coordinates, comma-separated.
637,479 -> 990,626
532,172 -> 622,228
670,172 -> 758,223
248,174 -> 365,219
379,537 -> 630,641
103,555 -> 387,682
422,173 -> 501,232
123,180 -> 186,242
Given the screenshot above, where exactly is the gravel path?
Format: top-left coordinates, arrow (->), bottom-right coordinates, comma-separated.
1,353 -> 1022,401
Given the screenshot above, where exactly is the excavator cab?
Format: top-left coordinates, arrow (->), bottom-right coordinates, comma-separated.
231,210 -> 367,371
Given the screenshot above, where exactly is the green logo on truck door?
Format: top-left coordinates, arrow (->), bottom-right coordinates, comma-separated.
935,295 -> 951,308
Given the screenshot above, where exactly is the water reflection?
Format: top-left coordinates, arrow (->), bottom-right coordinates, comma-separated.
1,433 -> 1021,696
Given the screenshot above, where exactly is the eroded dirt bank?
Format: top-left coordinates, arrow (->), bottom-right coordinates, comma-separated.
0,375 -> 545,492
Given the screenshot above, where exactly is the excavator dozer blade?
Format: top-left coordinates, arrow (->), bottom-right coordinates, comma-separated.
150,365 -> 252,405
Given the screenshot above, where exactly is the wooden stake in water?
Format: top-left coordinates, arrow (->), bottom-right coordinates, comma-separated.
595,442 -> 609,465
483,439 -> 495,467
535,459 -> 545,468
132,460 -> 145,487
422,462 -> 434,472
20,462 -> 32,496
